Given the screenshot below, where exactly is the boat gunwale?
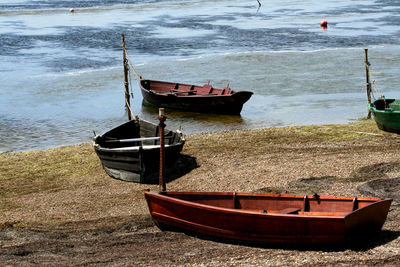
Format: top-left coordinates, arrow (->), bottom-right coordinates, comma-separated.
145,191 -> 388,219
139,79 -> 253,97
93,142 -> 183,152
370,106 -> 400,114
92,118 -> 185,152
370,99 -> 400,114
146,91 -> 252,98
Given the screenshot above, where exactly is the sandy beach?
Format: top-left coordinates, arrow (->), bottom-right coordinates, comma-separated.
1,120 -> 400,266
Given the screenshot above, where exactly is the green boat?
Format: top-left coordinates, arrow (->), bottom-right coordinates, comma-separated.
369,98 -> 400,133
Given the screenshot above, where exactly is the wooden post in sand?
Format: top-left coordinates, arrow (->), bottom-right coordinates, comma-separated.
121,34 -> 132,121
158,108 -> 166,192
365,48 -> 372,119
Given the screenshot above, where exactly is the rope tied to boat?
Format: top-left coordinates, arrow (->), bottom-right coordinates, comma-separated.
125,95 -> 135,120
122,46 -> 142,80
365,61 -> 383,100
127,60 -> 134,99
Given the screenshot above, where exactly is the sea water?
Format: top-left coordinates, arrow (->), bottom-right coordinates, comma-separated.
1,0 -> 400,152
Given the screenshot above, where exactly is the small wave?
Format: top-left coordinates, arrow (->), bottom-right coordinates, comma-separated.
0,3 -> 146,16
160,46 -> 375,64
177,55 -> 205,61
0,0 -> 188,16
30,65 -> 121,79
234,47 -> 367,55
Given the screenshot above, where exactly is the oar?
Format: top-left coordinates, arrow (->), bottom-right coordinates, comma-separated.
104,136 -> 172,143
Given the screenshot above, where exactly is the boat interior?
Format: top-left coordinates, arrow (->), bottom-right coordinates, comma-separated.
373,98 -> 400,111
141,79 -> 233,96
96,120 -> 182,149
162,192 -> 382,216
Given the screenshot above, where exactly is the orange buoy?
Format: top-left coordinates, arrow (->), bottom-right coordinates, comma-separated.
320,19 -> 328,27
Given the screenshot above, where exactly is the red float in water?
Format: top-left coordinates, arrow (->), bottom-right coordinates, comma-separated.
320,19 -> 328,27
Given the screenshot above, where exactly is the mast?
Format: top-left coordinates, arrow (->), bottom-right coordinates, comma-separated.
121,34 -> 132,121
365,48 -> 372,119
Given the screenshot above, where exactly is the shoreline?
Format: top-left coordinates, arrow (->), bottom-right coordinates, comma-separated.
0,118 -> 376,154
1,119 -> 400,265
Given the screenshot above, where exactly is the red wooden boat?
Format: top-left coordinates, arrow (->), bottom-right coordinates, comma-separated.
144,191 -> 392,244
139,79 -> 253,115
144,109 -> 392,245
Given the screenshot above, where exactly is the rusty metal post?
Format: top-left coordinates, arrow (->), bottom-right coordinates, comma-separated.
158,108 -> 166,192
365,48 -> 372,119
121,34 -> 132,121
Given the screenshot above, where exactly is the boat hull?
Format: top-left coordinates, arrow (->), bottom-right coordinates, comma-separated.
370,98 -> 400,133
140,79 -> 253,115
144,191 -> 392,244
93,119 -> 185,183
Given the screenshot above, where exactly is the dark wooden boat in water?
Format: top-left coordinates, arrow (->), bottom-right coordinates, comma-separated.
145,191 -> 392,244
139,79 -> 253,115
93,118 -> 185,183
369,98 -> 400,133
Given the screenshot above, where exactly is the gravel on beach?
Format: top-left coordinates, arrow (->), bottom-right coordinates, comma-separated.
1,121 -> 400,266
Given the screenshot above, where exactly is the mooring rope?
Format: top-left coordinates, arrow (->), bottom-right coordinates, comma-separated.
365,63 -> 383,100
125,96 -> 135,119
123,45 -> 139,114
123,46 -> 142,80
127,61 -> 134,99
